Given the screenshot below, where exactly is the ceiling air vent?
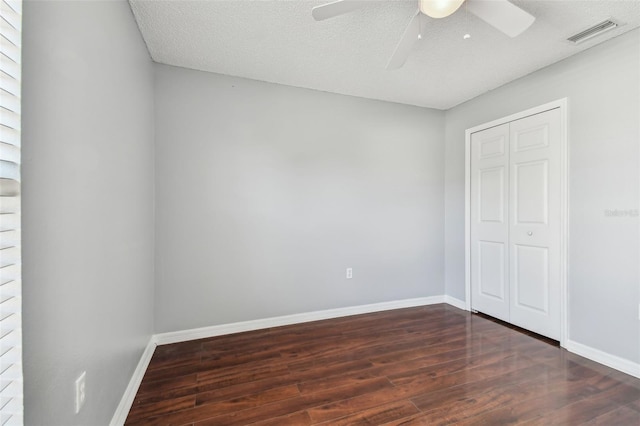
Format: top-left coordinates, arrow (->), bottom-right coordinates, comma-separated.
567,19 -> 620,44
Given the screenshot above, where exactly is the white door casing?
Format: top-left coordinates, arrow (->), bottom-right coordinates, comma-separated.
466,100 -> 567,344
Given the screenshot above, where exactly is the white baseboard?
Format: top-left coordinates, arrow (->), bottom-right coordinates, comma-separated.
444,295 -> 466,311
565,339 -> 640,379
110,336 -> 157,426
154,296 -> 446,345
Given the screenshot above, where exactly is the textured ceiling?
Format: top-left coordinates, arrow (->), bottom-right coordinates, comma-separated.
129,0 -> 640,109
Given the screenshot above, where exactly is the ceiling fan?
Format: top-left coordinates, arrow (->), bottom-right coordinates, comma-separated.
312,0 -> 536,69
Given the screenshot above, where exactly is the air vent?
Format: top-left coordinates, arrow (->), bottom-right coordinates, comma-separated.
567,19 -> 620,44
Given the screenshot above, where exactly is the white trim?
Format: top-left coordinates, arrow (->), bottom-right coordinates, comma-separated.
464,137 -> 472,312
444,295 -> 466,311
565,340 -> 640,379
464,98 -> 569,347
559,98 -> 570,347
110,337 -> 157,426
154,297 -> 445,345
465,99 -> 567,135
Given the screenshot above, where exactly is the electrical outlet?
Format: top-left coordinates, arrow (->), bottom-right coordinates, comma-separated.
346,268 -> 353,279
75,371 -> 86,414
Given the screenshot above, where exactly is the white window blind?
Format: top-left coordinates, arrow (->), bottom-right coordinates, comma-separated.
0,0 -> 22,425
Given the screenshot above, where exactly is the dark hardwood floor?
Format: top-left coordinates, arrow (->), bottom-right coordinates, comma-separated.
125,304 -> 640,425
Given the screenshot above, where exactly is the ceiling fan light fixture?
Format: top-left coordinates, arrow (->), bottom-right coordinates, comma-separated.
419,0 -> 466,19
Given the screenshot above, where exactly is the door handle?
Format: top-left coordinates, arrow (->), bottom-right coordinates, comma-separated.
527,231 -> 533,236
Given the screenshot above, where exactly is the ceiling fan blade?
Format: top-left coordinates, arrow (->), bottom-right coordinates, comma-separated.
466,0 -> 535,37
386,11 -> 421,70
312,0 -> 368,21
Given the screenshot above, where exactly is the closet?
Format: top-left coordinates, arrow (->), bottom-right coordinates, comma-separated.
470,107 -> 563,340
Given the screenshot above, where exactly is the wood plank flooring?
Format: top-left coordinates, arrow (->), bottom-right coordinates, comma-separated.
125,304 -> 640,425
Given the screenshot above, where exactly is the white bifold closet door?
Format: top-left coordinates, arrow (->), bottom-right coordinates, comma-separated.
471,108 -> 561,340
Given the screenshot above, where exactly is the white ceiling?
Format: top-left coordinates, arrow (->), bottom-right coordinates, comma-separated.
129,0 -> 640,110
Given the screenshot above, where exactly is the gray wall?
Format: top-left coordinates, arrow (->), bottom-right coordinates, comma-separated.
21,1 -> 155,424
444,29 -> 640,363
154,64 -> 445,333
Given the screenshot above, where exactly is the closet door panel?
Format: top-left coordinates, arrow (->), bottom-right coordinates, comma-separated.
514,160 -> 548,224
471,124 -> 510,322
508,108 -> 561,340
513,244 -> 549,313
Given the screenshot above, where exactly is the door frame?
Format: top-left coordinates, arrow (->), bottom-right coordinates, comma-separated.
464,98 -> 569,347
